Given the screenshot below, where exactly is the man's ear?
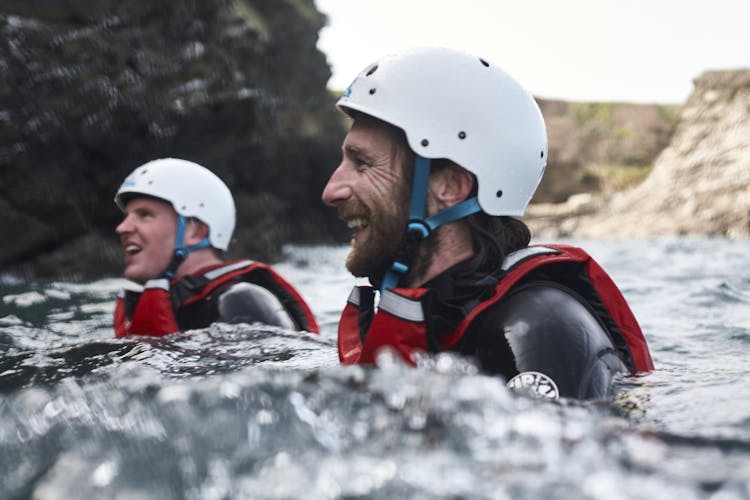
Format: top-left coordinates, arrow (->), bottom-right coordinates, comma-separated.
429,164 -> 475,210
185,219 -> 210,245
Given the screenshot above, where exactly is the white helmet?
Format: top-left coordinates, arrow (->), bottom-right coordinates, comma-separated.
115,158 -> 236,250
337,46 -> 548,216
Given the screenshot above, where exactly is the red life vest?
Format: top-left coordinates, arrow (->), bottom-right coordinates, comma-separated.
338,244 -> 654,373
114,260 -> 319,337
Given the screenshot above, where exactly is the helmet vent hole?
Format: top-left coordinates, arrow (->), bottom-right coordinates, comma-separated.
366,64 -> 378,76
369,88 -> 376,95
458,131 -> 466,140
181,205 -> 187,210
541,150 -> 544,158
496,190 -> 503,198
140,169 -> 148,175
147,180 -> 153,185
479,58 -> 490,67
421,139 -> 429,147
199,202 -> 205,207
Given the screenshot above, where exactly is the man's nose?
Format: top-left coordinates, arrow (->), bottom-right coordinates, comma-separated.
321,165 -> 353,207
115,214 -> 133,235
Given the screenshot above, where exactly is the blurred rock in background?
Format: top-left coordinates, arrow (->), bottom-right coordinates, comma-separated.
534,99 -> 679,203
2,0 -> 747,279
529,69 -> 750,238
1,0 -> 347,279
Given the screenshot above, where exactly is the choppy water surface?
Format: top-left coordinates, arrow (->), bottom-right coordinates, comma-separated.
1,239 -> 749,499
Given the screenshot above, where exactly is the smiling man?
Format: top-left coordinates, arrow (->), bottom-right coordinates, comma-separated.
322,47 -> 653,400
113,158 -> 318,337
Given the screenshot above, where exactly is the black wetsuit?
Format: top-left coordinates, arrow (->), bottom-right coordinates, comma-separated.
173,281 -> 295,330
450,279 -> 628,399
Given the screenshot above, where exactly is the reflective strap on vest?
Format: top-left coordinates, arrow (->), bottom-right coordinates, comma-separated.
378,289 -> 425,322
202,260 -> 256,281
346,286 -> 361,307
144,278 -> 170,291
502,246 -> 561,271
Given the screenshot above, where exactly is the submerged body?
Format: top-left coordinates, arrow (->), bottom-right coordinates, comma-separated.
114,260 -> 319,336
338,245 -> 652,399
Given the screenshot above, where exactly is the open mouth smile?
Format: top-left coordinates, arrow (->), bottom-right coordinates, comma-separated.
346,217 -> 369,241
347,218 -> 367,231
124,244 -> 142,255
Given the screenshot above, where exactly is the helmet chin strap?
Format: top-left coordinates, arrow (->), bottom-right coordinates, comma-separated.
162,215 -> 212,279
380,155 -> 481,292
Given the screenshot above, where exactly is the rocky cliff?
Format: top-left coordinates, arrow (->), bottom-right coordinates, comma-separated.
2,0 -> 746,280
527,69 -> 750,239
1,0 -> 346,279
533,99 -> 678,203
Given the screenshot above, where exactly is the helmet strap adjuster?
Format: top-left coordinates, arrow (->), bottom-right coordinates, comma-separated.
380,155 -> 482,292
161,215 -> 212,280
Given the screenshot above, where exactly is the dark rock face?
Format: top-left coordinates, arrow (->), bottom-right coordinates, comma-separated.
1,0 -> 346,280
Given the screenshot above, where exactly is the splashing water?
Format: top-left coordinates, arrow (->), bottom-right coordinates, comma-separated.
1,241 -> 750,499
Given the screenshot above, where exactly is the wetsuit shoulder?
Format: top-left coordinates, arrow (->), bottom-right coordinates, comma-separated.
216,281 -> 296,329
461,281 -> 627,399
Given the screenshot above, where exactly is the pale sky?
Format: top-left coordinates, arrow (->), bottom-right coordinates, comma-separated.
315,0 -> 750,104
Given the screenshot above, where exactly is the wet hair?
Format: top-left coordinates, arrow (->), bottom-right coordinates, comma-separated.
353,113 -> 531,283
427,160 -> 531,284
462,212 -> 531,281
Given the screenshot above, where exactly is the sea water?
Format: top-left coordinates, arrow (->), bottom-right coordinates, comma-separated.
1,239 -> 749,499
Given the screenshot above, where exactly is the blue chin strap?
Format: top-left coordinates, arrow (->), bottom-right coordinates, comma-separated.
380,155 -> 482,292
163,215 -> 212,279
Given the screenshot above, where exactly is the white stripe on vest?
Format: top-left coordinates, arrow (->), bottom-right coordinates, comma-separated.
203,260 -> 256,281
502,246 -> 561,271
143,278 -> 170,291
347,286 -> 361,307
379,290 -> 424,322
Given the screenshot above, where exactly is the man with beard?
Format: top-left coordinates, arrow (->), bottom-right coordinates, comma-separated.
113,158 -> 318,337
322,47 -> 653,400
